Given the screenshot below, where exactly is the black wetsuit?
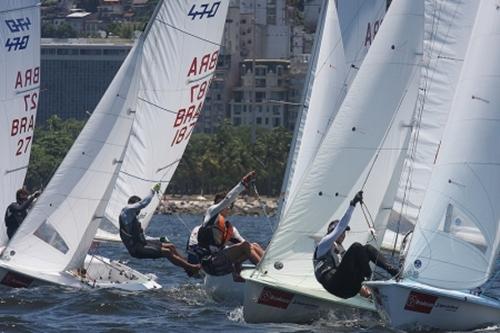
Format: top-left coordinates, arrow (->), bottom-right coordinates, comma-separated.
313,206 -> 398,299
119,190 -> 164,259
4,196 -> 36,239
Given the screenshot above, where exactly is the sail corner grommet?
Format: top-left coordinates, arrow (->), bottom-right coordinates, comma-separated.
274,262 -> 284,270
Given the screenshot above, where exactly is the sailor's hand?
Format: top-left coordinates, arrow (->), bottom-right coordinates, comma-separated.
241,171 -> 256,188
350,190 -> 363,206
152,183 -> 161,193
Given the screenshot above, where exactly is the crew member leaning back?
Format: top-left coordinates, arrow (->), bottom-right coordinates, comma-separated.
194,171 -> 264,276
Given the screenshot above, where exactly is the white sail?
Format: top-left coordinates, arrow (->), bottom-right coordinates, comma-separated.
0,0 -> 40,247
403,0 -> 500,290
278,0 -> 346,220
98,0 -> 229,237
253,0 -> 423,294
0,37 -> 142,273
280,0 -> 386,220
337,0 -> 386,87
393,0 -> 480,224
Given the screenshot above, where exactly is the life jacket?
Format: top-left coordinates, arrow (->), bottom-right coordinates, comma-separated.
313,242 -> 345,281
197,214 -> 234,251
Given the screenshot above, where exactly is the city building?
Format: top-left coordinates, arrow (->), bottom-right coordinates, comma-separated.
239,0 -> 290,59
39,38 -> 132,122
228,59 -> 298,131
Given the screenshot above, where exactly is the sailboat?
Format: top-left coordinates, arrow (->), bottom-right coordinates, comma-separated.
0,0 -> 40,249
365,0 -> 500,329
243,0 -> 423,323
95,2 -> 229,243
0,0 -> 229,290
203,0 -> 387,303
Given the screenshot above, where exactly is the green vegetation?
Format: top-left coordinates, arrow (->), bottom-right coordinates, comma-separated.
169,121 -> 292,196
26,116 -> 85,190
26,117 -> 293,196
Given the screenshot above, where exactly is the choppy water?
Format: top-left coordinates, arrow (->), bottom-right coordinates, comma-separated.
0,214 -> 498,333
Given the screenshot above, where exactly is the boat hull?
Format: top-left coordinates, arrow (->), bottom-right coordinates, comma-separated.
203,264 -> 253,303
365,280 -> 500,330
243,277 -> 375,323
0,254 -> 161,291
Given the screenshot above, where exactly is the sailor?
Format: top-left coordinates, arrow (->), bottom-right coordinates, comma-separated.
313,190 -> 399,299
4,188 -> 41,239
193,171 -> 264,276
186,222 -> 262,277
119,183 -> 200,276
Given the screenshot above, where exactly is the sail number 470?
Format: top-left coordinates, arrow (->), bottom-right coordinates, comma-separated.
188,2 -> 220,20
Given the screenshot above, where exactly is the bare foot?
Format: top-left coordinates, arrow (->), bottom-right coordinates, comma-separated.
359,286 -> 372,299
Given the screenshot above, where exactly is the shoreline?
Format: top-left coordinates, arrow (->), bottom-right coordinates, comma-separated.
157,194 -> 279,216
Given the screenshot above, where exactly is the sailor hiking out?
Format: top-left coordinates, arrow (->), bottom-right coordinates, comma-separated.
119,183 -> 200,276
193,171 -> 264,276
313,190 -> 398,299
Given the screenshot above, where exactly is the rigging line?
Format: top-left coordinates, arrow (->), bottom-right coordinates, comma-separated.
172,212 -> 193,235
252,182 -> 274,233
137,97 -> 177,115
155,18 -> 223,47
157,158 -> 182,172
360,202 -> 377,242
119,170 -> 171,183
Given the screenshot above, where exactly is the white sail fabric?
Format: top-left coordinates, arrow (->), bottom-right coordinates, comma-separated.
337,0 -> 386,87
403,0 -> 500,290
254,0 -> 424,291
393,0 -> 480,224
0,0 -> 40,247
280,0 -> 386,220
100,0 -> 229,235
279,0 -> 346,220
1,37 -> 143,273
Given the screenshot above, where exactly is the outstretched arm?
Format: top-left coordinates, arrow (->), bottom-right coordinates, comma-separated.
316,205 -> 355,258
128,189 -> 155,211
204,171 -> 256,222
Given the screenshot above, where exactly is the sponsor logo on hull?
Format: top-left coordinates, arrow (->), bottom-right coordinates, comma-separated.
404,291 -> 438,314
257,286 -> 294,309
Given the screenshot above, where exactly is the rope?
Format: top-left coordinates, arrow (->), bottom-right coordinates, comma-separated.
251,182 -> 274,233
360,201 -> 377,242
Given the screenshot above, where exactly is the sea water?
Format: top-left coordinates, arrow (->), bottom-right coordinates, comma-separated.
0,214 -> 498,333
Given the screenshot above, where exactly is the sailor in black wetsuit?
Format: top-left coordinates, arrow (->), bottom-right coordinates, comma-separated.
119,183 -> 200,276
313,191 -> 399,299
4,188 -> 40,239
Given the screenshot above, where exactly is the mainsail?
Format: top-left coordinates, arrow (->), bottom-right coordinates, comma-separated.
0,0 -> 230,275
0,0 -> 40,247
279,0 -> 386,221
252,0 -> 423,299
403,0 -> 500,290
97,0 -> 229,239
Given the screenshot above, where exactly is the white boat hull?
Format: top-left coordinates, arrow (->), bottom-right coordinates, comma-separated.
243,275 -> 375,323
365,279 -> 500,330
0,255 -> 161,291
203,264 -> 253,303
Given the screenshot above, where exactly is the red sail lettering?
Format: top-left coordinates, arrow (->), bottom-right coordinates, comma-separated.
187,57 -> 198,77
